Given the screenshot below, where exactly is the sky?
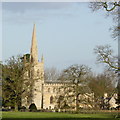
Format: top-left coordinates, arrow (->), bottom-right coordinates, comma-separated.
1,2 -> 118,73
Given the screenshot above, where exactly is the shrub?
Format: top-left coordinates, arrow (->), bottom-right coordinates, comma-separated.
20,106 -> 26,112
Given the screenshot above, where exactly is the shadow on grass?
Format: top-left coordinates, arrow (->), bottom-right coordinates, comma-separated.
2,118 -> 117,120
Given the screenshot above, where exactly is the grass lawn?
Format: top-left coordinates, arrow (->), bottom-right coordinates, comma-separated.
2,112 -> 120,120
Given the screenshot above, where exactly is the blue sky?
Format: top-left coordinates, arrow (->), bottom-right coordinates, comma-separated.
2,2 -> 117,73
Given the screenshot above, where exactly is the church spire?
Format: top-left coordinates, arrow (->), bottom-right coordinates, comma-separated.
30,24 -> 38,64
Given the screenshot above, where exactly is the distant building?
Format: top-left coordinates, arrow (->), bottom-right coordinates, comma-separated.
109,93 -> 118,109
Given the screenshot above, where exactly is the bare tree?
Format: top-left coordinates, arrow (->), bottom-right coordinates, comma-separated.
94,45 -> 120,103
44,67 -> 61,82
89,2 -> 120,40
94,45 -> 118,71
89,2 -> 120,12
89,2 -> 120,104
57,64 -> 92,112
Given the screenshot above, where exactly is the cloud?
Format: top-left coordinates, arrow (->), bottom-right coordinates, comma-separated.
3,11 -> 76,24
2,2 -> 73,13
2,2 -> 79,24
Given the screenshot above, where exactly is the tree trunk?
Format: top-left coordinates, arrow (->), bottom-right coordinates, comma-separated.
14,102 -> 18,111
75,84 -> 79,113
118,6 -> 120,104
76,94 -> 79,113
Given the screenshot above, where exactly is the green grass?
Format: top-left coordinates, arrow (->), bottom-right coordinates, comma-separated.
2,112 -> 120,120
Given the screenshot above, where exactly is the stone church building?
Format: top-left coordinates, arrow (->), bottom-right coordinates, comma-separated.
22,24 -> 118,110
22,24 -> 64,110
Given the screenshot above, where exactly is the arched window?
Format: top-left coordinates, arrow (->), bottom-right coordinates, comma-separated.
48,88 -> 50,92
50,96 -> 54,104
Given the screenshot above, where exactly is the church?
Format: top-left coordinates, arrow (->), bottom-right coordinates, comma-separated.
22,24 -> 64,110
21,24 -> 118,110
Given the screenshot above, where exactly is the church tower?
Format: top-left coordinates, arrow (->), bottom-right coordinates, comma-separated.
30,24 -> 38,64
22,24 -> 44,110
